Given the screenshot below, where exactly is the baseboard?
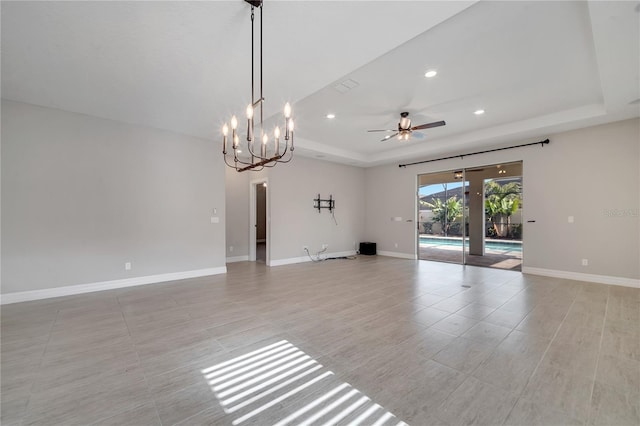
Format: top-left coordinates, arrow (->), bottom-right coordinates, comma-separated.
522,267 -> 640,288
226,255 -> 249,263
269,250 -> 357,267
0,267 -> 227,305
377,251 -> 418,260
268,256 -> 308,267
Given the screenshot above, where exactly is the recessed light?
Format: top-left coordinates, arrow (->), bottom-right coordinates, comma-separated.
474,109 -> 485,115
326,113 -> 336,119
424,70 -> 438,78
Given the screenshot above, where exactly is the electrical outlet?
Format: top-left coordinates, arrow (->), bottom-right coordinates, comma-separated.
394,243 -> 398,248
322,244 -> 328,249
125,262 -> 132,271
229,246 -> 234,252
581,259 -> 589,266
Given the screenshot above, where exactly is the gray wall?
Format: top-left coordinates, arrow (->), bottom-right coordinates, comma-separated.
225,156 -> 366,263
1,100 -> 226,294
269,156 -> 366,261
225,167 -> 250,259
4,100 -> 636,296
365,118 -> 640,280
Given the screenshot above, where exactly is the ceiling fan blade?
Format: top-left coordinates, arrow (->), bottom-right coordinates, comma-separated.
411,120 -> 446,131
380,133 -> 399,142
367,129 -> 396,132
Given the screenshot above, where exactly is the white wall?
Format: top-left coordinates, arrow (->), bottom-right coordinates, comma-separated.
1,100 -> 226,295
365,118 -> 640,282
224,156 -> 366,264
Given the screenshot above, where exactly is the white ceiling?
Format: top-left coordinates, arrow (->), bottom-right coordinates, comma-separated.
2,1 -> 639,167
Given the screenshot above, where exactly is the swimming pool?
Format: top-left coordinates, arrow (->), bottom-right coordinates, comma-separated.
419,236 -> 522,252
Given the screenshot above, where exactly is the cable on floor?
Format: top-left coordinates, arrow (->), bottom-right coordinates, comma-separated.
304,247 -> 356,262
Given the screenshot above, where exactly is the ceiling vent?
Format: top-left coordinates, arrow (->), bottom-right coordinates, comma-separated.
333,78 -> 359,94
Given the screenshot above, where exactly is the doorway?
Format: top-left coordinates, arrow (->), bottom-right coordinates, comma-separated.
249,178 -> 268,264
417,161 -> 523,271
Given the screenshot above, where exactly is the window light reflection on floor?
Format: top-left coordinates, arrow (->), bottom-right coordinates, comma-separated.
201,340 -> 408,426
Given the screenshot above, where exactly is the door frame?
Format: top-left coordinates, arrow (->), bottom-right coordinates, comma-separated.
249,177 -> 269,264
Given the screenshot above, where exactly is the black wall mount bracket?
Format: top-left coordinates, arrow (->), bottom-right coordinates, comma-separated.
314,194 -> 335,213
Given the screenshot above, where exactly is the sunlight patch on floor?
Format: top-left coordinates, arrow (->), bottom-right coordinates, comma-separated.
202,340 -> 408,426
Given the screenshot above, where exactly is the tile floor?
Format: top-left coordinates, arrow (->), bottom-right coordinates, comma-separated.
1,257 -> 638,425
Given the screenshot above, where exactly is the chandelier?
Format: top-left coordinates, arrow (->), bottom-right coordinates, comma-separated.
221,0 -> 294,172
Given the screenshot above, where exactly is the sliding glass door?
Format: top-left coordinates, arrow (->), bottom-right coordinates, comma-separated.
418,161 -> 523,270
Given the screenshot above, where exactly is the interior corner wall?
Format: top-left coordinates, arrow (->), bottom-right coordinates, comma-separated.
268,156 -> 366,262
364,118 -> 640,281
1,100 -> 227,295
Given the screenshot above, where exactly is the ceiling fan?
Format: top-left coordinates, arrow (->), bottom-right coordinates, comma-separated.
368,112 -> 446,141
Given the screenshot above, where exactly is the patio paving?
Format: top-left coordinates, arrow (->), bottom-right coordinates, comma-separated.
419,244 -> 522,271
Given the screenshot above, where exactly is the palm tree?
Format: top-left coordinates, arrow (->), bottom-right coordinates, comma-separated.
485,181 -> 521,237
422,196 -> 462,236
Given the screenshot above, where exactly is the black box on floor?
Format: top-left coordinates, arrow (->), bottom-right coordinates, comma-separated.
359,242 -> 376,255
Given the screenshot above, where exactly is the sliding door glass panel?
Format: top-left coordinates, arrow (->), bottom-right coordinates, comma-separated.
465,162 -> 523,271
418,171 -> 467,264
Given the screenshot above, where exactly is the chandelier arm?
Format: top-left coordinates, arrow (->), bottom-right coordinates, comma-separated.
275,151 -> 294,164
235,155 -> 281,172
223,155 -> 240,171
224,151 -> 256,168
275,156 -> 293,164
280,143 -> 289,157
246,140 -> 268,161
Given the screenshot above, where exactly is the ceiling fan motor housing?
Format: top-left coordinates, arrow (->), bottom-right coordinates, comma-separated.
399,112 -> 411,130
